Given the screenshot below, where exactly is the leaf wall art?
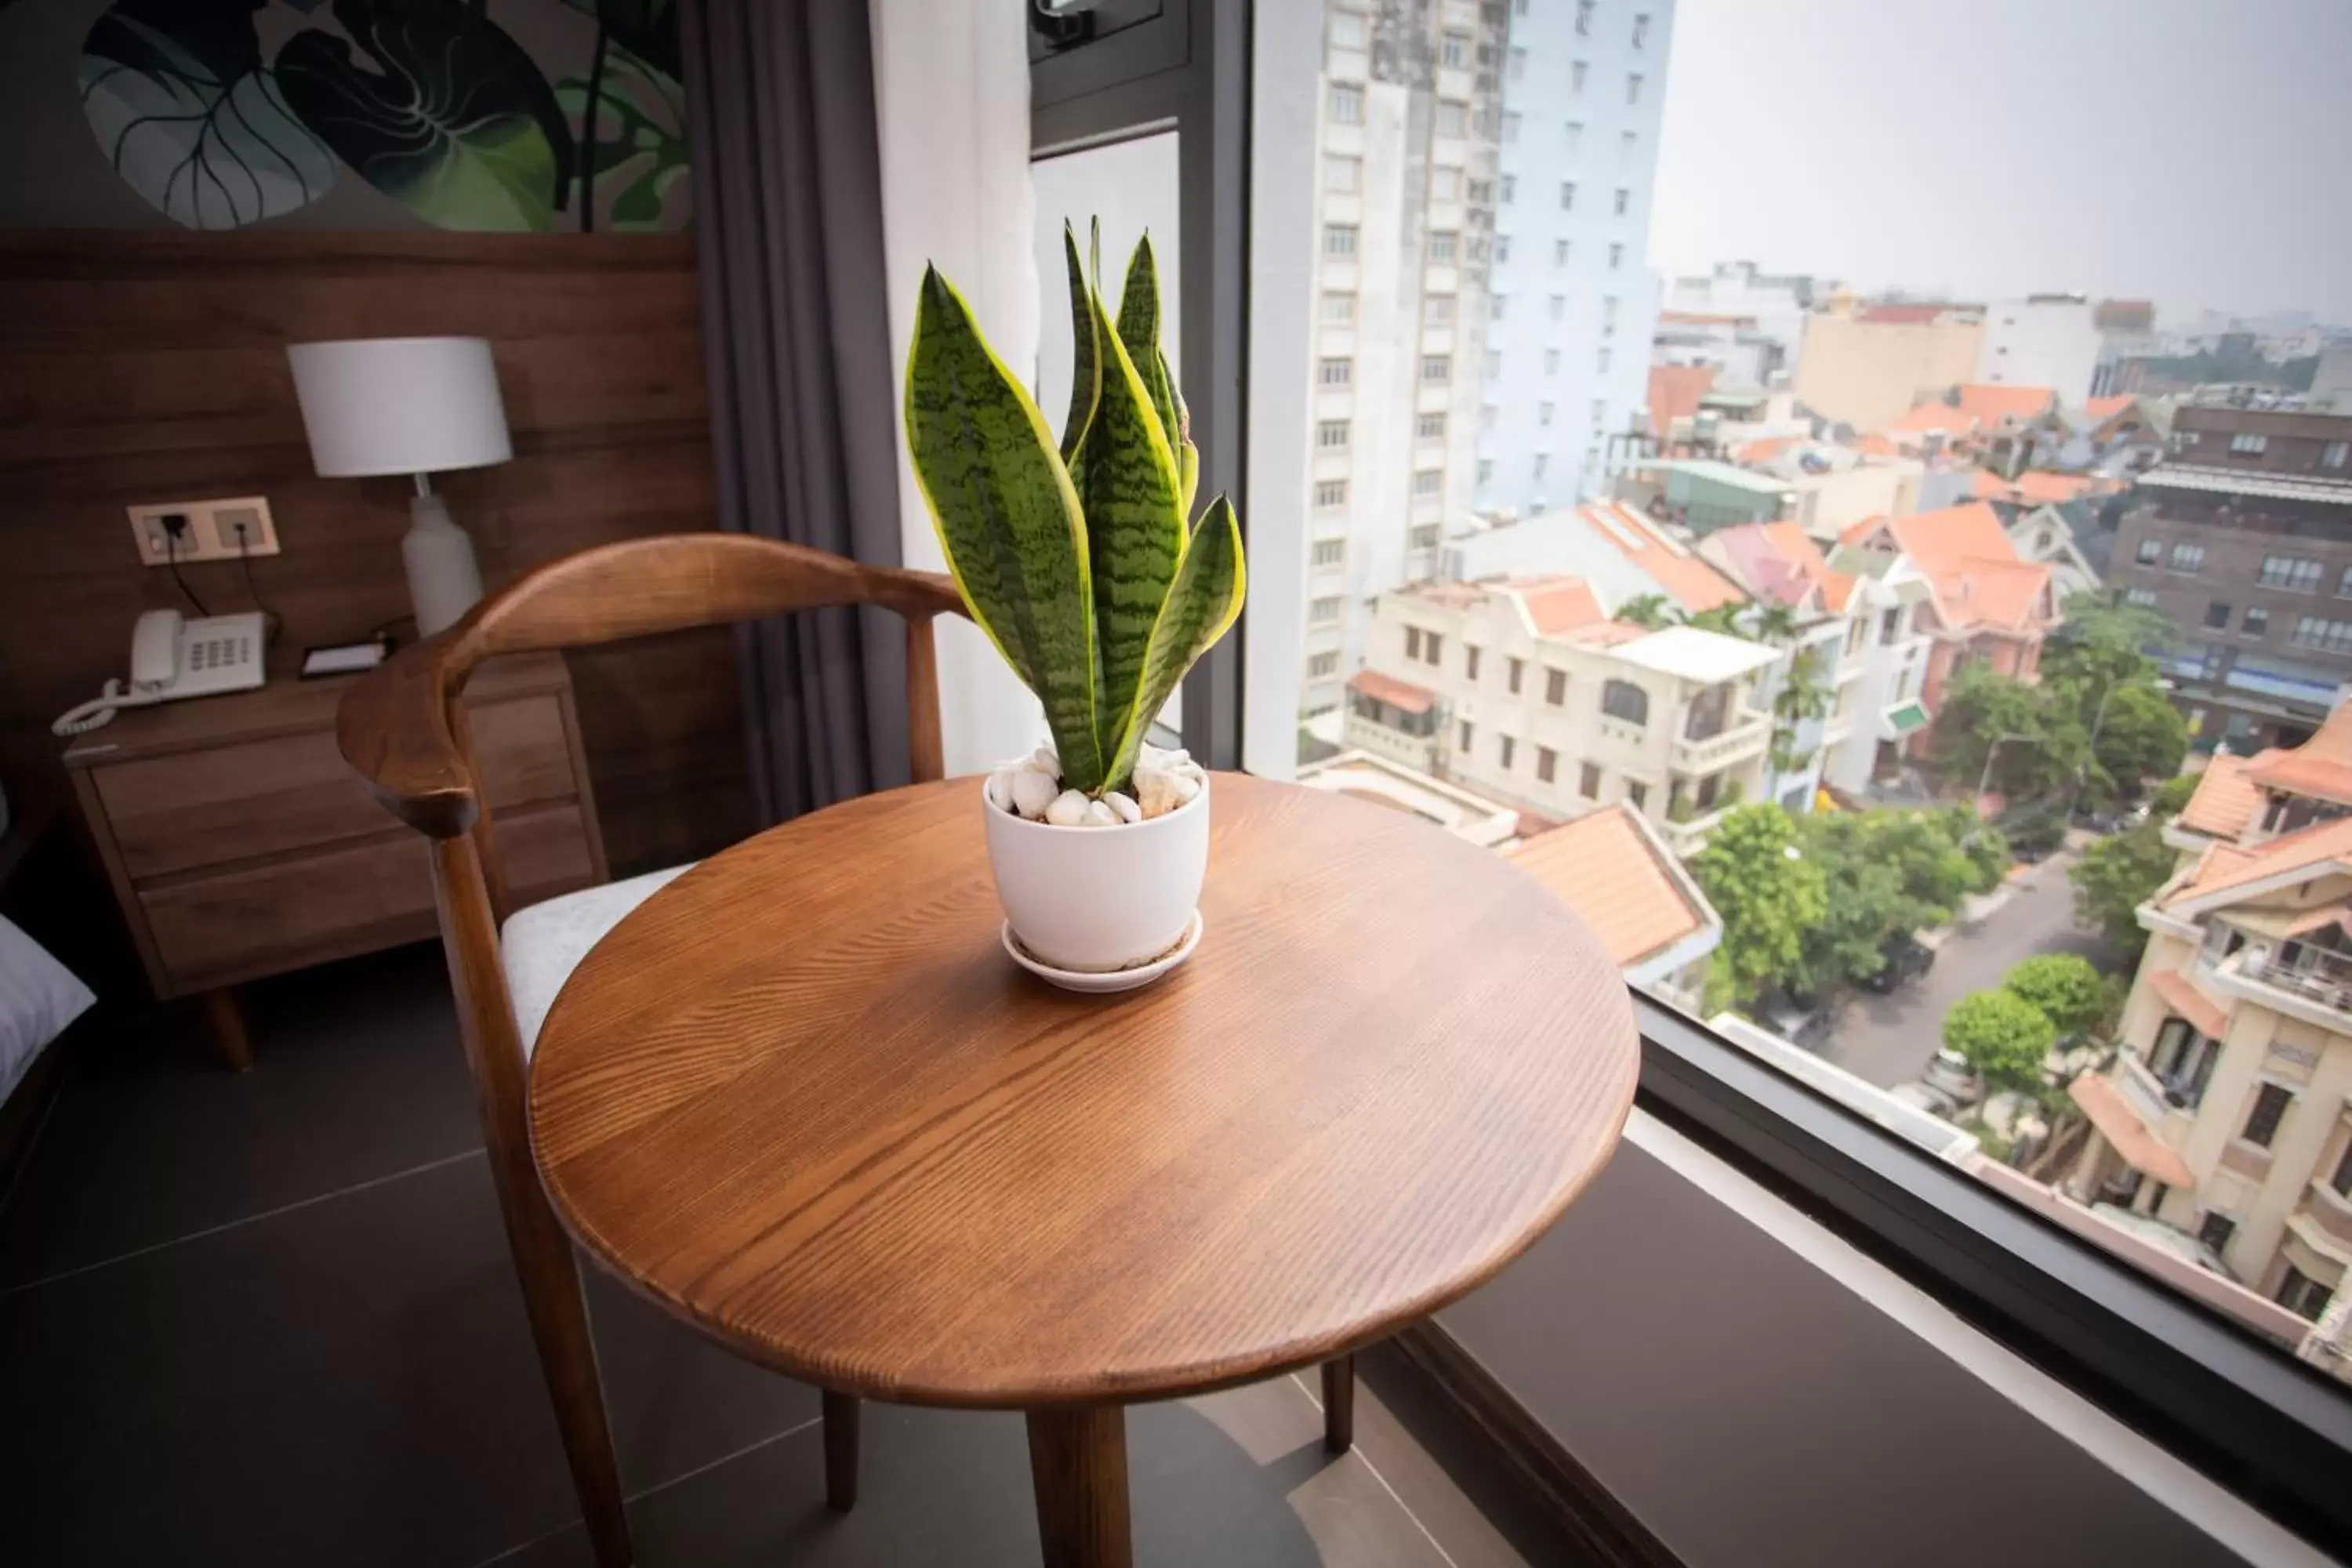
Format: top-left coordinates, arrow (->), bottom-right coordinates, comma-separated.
75,0 -> 691,234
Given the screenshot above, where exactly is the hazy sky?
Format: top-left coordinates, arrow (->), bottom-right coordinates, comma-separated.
1648,0 -> 2352,325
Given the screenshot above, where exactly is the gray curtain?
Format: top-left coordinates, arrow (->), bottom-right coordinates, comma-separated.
681,0 -> 910,825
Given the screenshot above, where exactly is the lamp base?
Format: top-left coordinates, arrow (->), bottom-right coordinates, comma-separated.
404,490 -> 485,637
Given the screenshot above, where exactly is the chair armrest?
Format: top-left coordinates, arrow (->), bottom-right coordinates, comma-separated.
336,632 -> 480,840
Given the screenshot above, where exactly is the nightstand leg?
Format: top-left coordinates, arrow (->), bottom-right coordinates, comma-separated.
201,987 -> 252,1073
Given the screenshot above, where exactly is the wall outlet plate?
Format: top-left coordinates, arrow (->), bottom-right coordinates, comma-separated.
126,496 -> 281,566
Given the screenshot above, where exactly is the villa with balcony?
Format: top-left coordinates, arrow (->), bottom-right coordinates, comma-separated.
1345,575 -> 1777,853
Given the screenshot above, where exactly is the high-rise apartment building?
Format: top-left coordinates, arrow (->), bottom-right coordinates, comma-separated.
1476,0 -> 1674,516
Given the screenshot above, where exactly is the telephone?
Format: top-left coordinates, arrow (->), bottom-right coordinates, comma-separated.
53,611 -> 267,736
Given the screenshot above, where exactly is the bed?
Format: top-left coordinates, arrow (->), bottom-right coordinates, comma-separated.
0,914 -> 92,1166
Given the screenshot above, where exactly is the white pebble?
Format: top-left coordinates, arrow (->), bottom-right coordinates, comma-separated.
1105,790 -> 1142,823
1030,746 -> 1062,775
1011,770 -> 1060,819
985,768 -> 1018,812
1082,799 -> 1119,827
1134,768 -> 1183,819
1171,771 -> 1202,803
1045,789 -> 1091,827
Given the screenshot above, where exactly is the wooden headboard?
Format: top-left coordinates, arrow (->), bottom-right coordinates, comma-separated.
0,230 -> 751,877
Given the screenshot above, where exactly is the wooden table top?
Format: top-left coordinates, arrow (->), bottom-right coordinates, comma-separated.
528,772 -> 1639,1410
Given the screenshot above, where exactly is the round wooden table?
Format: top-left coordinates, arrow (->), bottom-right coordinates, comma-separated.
528,772 -> 1639,1567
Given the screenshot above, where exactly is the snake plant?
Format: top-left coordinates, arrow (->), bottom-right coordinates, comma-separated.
906,221 -> 1246,798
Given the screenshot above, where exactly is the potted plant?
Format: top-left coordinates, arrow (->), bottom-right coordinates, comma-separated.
905,221 -> 1245,984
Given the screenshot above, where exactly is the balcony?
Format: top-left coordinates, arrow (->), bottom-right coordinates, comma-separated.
1671,707 -> 1771,774
2209,938 -> 2352,1032
1663,804 -> 1733,857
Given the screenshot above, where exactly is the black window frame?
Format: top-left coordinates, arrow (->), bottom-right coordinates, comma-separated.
2242,1081 -> 2292,1149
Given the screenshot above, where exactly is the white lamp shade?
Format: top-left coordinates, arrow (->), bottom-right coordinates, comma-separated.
286,336 -> 514,477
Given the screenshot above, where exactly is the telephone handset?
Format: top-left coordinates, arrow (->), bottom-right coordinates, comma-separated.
53,611 -> 267,736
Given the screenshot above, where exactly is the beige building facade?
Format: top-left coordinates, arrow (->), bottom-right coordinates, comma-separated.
1791,299 -> 1986,433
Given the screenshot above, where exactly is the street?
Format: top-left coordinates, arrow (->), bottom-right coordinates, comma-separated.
1822,847 -> 2122,1089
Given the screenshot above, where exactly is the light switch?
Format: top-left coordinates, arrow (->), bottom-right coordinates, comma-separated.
126,496 -> 281,566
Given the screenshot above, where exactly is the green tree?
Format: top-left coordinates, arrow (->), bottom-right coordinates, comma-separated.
2069,816 -> 2177,957
1930,663 -> 2049,794
1688,804 -> 1828,1007
2152,772 -> 2198,815
1943,988 -> 2057,1092
2042,591 -> 2174,696
2002,953 -> 2108,1040
1682,602 -> 1744,635
2092,683 -> 2189,801
1767,644 -> 1831,778
1750,601 -> 1800,645
1617,593 -> 1673,630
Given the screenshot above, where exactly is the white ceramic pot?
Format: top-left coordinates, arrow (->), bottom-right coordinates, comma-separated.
982,775 -> 1209,974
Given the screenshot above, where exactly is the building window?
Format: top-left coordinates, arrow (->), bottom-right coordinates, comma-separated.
1329,13 -> 1366,49
2205,601 -> 2231,630
1539,667 -> 1566,707
1627,72 -> 1645,105
1608,241 -> 1624,270
2197,1212 -> 2236,1256
1440,31 -> 1469,67
1564,121 -> 1582,156
2328,441 -> 2350,470
1508,46 -> 1526,80
1465,644 -> 1483,681
1494,235 -> 1510,263
1413,469 -> 1443,496
1429,231 -> 1458,263
2134,538 -> 2161,565
1477,458 -> 1494,485
1425,293 -> 1455,326
1632,11 -> 1652,47
1436,100 -> 1467,138
1439,168 -> 1470,203
1312,538 -> 1344,568
1570,60 -> 1588,93
1499,173 -> 1516,205
2124,587 -> 2158,608
1598,347 -> 1613,372
2229,432 -> 2268,455
1602,679 -> 1650,726
1560,180 -> 1577,211
1324,155 -> 1360,193
2278,1266 -> 2332,1323
1537,401 -> 1555,426
1602,295 -> 1619,328
2332,1138 -> 2352,1197
2245,605 -> 2269,635
1417,412 -> 1446,441
1319,358 -> 1352,387
1316,419 -> 1350,450
1404,626 -> 1422,660
1627,779 -> 1648,811
1544,348 -> 1561,374
1483,350 -> 1502,379
1307,651 -> 1339,679
2337,565 -> 2352,599
2168,542 -> 2205,573
1322,292 -> 1356,325
1580,762 -> 1602,799
1409,523 -> 1440,550
1329,84 -> 1363,125
2292,616 -> 2352,654
1575,0 -> 1595,33
1310,596 -> 1342,625
1421,354 -> 1452,383
1498,734 -> 1517,769
1425,632 -> 1445,666
1323,223 -> 1358,257
1508,656 -> 1525,695
2259,554 -> 2321,590
1619,129 -> 1638,163
1553,238 -> 1571,267
1315,479 -> 1348,509
1501,112 -> 1521,144
1548,294 -> 1566,321
1532,453 -> 1549,481
2241,1082 -> 2292,1148
1613,187 -> 1630,216
1537,746 -> 1559,784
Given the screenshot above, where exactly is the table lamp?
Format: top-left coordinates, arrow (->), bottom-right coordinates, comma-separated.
287,336 -> 513,637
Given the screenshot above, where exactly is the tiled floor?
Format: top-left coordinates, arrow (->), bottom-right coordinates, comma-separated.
0,946 -> 1556,1567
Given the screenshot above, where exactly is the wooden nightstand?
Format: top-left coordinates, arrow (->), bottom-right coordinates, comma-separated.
63,653 -> 606,1069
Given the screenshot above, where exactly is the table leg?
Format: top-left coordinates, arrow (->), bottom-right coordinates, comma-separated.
1321,1354 -> 1356,1454
201,987 -> 252,1073
1025,1405 -> 1131,1568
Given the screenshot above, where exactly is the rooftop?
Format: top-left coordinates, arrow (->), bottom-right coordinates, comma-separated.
2245,700 -> 2352,805
1974,470 -> 2097,506
1609,624 -> 1779,684
2164,813 -> 2352,913
1645,363 -> 1718,439
1651,459 -> 1800,497
1345,668 -> 1436,716
1569,501 -> 1751,615
2137,466 -> 2352,506
1295,751 -> 1522,848
1508,807 -> 1715,969
1882,502 -> 2054,635
2176,753 -> 2266,840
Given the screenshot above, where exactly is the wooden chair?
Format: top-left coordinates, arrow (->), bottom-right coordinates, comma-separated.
336,535 -> 966,1568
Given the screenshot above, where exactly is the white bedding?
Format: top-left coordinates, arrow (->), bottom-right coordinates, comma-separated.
0,914 -> 93,1103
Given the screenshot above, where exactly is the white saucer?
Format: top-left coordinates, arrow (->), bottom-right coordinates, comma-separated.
1001,911 -> 1204,994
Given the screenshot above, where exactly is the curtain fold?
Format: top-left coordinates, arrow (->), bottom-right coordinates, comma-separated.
681,0 -> 910,825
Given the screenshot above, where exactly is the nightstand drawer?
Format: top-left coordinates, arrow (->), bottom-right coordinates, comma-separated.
95,695 -> 572,880
140,802 -> 597,992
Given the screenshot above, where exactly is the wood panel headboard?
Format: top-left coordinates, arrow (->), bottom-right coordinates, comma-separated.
0,230 -> 751,877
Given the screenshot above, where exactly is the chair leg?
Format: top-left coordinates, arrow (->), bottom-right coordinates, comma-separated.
1320,1355 -> 1355,1455
822,1389 -> 861,1512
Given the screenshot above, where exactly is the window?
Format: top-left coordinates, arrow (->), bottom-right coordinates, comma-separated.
1591,397 -> 1608,427
1508,46 -> 1526,81
1321,292 -> 1356,325
2124,587 -> 2158,608
1537,401 -> 1555,426
2278,1266 -> 2332,1323
1329,13 -> 1366,49
1580,763 -> 1602,799
1315,479 -> 1348,509
1319,357 -> 1352,387
2259,554 -> 2321,590
2332,1137 -> 2352,1197
2245,605 -> 2269,635
1613,187 -> 1630,216
1316,419 -> 1350,450
1628,72 -> 1644,104
1428,231 -> 1458,263
1323,223 -> 1358,257
2339,565 -> 2352,599
1620,130 -> 1637,162
1570,60 -> 1588,93
1494,236 -> 1510,263
1404,626 -> 1422,660
1560,180 -> 1577,211
1312,538 -> 1344,568
1440,31 -> 1469,67
1324,155 -> 1360,193
2230,432 -> 2268,455
1436,100 -> 1467,138
2205,600 -> 2232,630
1476,458 -> 1494,485
1626,780 -> 1648,811
1602,295 -> 1619,328
2241,1082 -> 2292,1148
1548,294 -> 1566,321
1498,734 -> 1517,769
1490,294 -> 1508,322
1878,608 -> 1904,644
2197,1212 -> 2236,1256
1609,241 -> 1624,270
1598,347 -> 1613,372
1537,746 -> 1559,784
1602,680 -> 1650,725
1424,293 -> 1455,326
1632,10 -> 1651,45
1544,348 -> 1560,374
1575,0 -> 1595,34
2135,538 -> 2161,565
1413,469 -> 1443,496
1497,173 -> 1518,207
1544,667 -> 1567,706
1307,650 -> 1339,678
2328,441 -> 2350,469
1425,632 -> 1444,666
1483,350 -> 1501,379
1416,412 -> 1446,441
1329,84 -> 1363,125
2292,616 -> 2352,654
2168,542 -> 2205,573
1501,113 -> 1521,144
1564,122 -> 1582,155
1409,523 -> 1440,551
1309,596 -> 1342,625
1554,238 -> 1570,266
1508,657 -> 1525,695
1465,644 -> 1482,681
1421,354 -> 1451,383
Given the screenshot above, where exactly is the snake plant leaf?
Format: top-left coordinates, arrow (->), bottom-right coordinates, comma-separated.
1165,358 -> 1199,517
1058,222 -> 1100,468
905,265 -> 1108,791
1078,283 -> 1187,761
1103,494 -> 1246,792
1116,234 -> 1182,456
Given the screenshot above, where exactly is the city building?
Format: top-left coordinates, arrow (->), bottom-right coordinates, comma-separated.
1693,522 -> 1853,809
1344,576 -> 1777,854
1293,0 -> 1509,717
2065,710 -> 2352,1332
1974,294 -> 2100,404
1995,501 -> 2103,603
1476,0 -> 1675,513
2109,406 -> 2352,752
1642,361 -> 1716,444
2091,299 -> 2159,397
1792,297 -> 1986,433
1884,382 -> 2062,475
1294,750 -> 1523,845
1839,502 -> 2056,713
1662,260 -> 1831,380
1508,806 -> 1722,1011
1652,308 -> 1777,388
1735,439 -> 1924,540
1814,545 -> 1937,792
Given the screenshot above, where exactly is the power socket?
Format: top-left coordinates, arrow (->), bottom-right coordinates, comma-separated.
126,496 -> 281,566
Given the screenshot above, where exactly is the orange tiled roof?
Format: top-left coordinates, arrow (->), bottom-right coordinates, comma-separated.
1575,502 -> 1748,614
2245,702 -> 2352,807
2085,394 -> 2138,423
1889,401 -> 1978,437
1820,570 -> 1857,613
2149,969 -> 2230,1042
2165,815 -> 2352,909
1508,808 -> 1708,969
1568,622 -> 1655,648
1954,383 -> 2058,426
1973,469 -> 2094,506
2069,1075 -> 2196,1189
1737,436 -> 1801,465
1853,434 -> 1901,458
1887,502 -> 2052,633
1839,513 -> 1890,548
1509,576 -> 1607,637
1347,668 -> 1436,715
2177,753 -> 2266,840
1646,364 -> 1719,439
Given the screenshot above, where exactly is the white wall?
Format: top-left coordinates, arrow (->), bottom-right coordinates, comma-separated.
1976,297 -> 2101,404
